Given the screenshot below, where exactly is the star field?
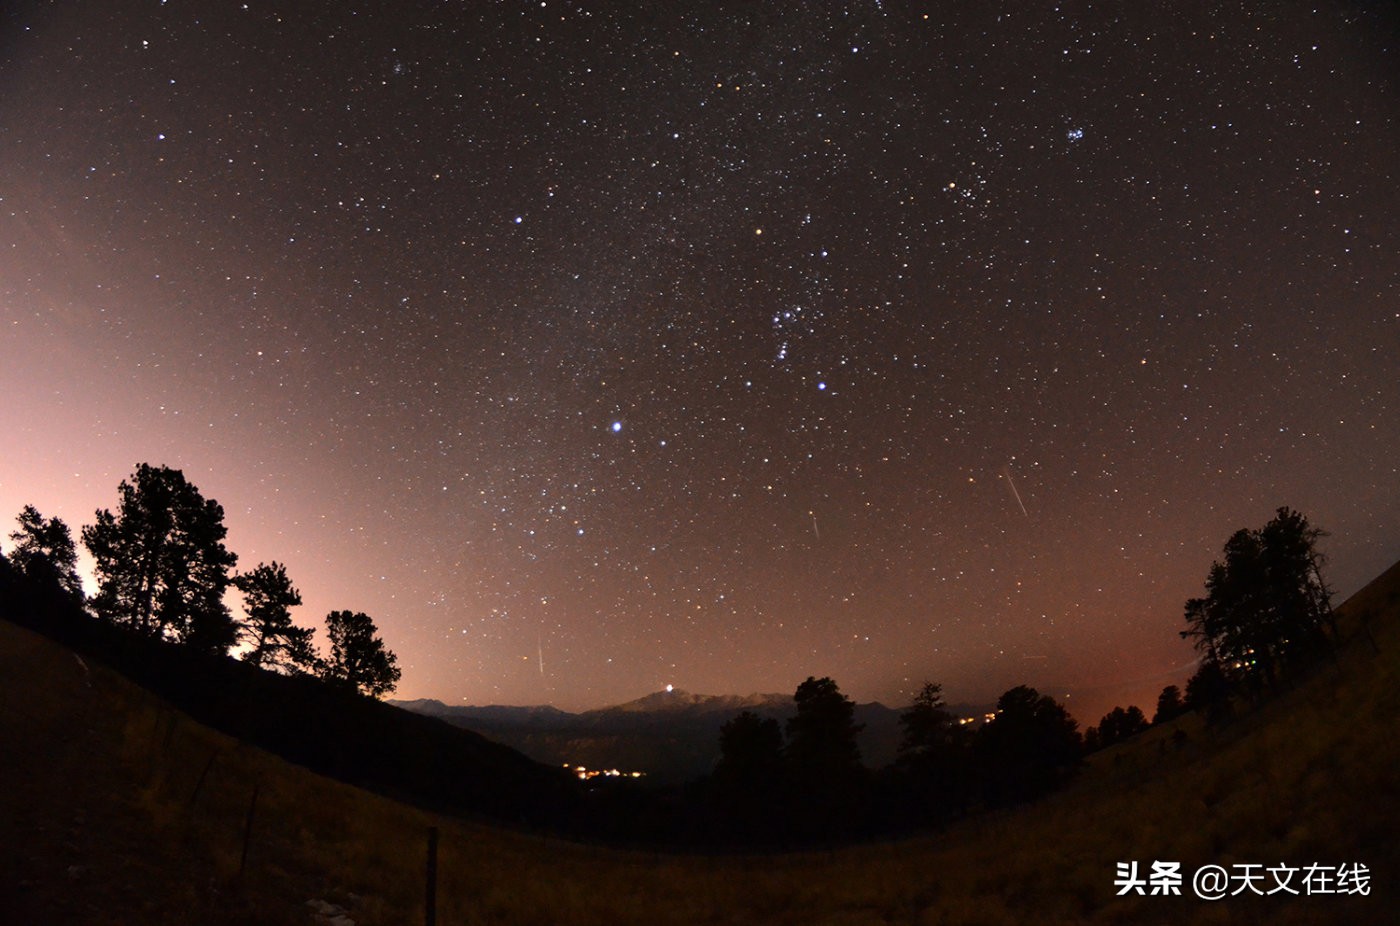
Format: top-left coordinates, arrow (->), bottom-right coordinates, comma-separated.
2,1 -> 1397,721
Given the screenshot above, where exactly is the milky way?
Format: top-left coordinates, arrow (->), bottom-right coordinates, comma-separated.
2,1 -> 1397,722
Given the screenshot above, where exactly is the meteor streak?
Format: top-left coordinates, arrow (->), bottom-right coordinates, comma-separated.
1003,466 -> 1029,518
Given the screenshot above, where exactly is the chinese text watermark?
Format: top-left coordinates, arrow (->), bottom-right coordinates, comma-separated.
1114,862 -> 1371,900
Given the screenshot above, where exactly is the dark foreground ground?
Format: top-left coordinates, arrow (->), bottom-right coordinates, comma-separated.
4,560 -> 1399,924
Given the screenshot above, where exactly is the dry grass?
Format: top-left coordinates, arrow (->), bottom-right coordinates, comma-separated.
4,563 -> 1398,924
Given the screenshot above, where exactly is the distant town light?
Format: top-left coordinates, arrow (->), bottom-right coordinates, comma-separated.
566,761 -> 647,781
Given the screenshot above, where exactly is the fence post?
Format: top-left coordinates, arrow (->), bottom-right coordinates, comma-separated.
425,825 -> 439,926
188,750 -> 220,808
239,782 -> 260,876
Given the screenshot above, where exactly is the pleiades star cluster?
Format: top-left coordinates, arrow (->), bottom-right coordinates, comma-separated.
2,1 -> 1396,721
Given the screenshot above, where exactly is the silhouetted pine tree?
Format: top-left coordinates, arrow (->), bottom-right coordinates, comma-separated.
82,464 -> 239,654
1095,705 -> 1149,748
234,561 -> 317,673
784,676 -> 867,836
894,681 -> 972,821
1153,684 -> 1185,725
6,505 -> 84,602
710,709 -> 786,841
1181,507 -> 1334,695
975,685 -> 1081,805
320,609 -> 401,697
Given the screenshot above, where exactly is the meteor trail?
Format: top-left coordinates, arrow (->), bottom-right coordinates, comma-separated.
809,510 -> 821,540
1003,466 -> 1029,518
537,634 -> 545,676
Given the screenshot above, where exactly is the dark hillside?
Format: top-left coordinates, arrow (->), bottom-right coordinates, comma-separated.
0,558 -> 578,828
3,553 -> 1398,923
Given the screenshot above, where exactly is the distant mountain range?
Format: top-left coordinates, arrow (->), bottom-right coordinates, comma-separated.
392,689 -> 993,784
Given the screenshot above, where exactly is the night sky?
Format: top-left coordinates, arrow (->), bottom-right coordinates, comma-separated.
3,1 -> 1397,723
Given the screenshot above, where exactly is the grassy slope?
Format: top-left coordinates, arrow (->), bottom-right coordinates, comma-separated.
4,560 -> 1398,925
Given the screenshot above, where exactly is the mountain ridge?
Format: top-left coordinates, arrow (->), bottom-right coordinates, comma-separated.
391,688 -> 995,783
392,688 -> 798,719
393,687 -> 992,719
